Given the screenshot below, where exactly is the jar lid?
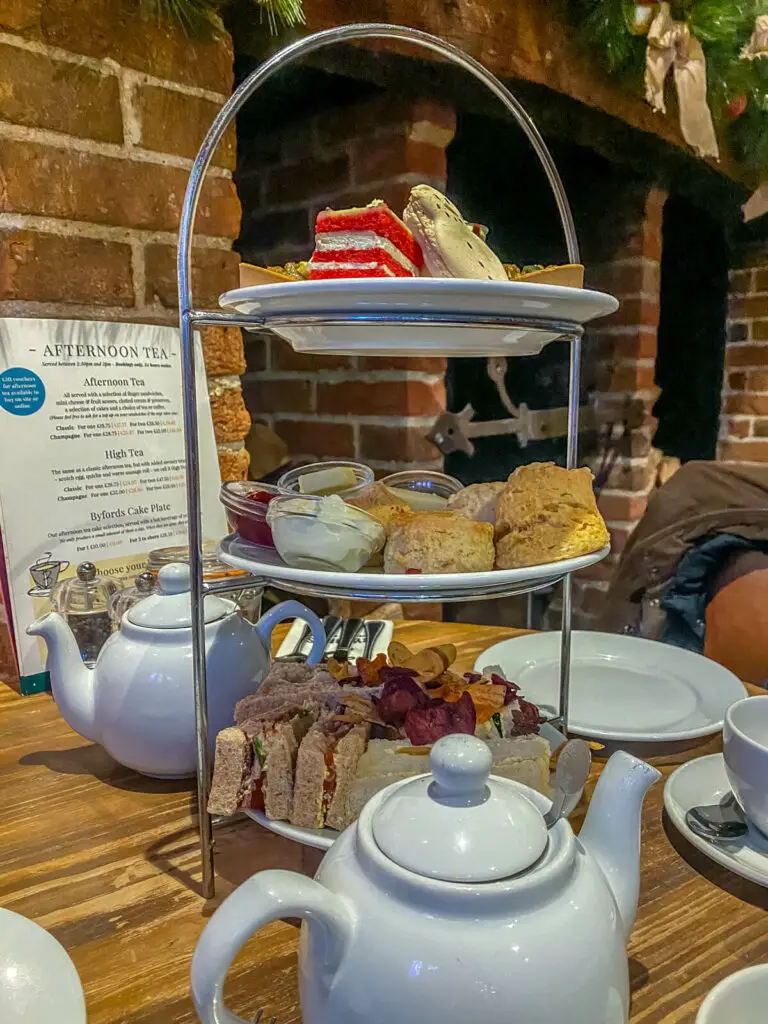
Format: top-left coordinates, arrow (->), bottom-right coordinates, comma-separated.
371,735 -> 548,883
126,563 -> 232,629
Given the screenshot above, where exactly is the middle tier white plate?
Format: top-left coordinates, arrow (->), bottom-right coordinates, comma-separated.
217,533 -> 609,603
475,631 -> 746,743
218,278 -> 619,357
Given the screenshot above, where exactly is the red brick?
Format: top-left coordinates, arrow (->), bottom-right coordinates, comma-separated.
753,419 -> 768,437
201,326 -> 245,376
724,418 -> 752,439
270,340 -> 353,372
728,372 -> 747,391
352,136 -> 447,185
719,440 -> 768,463
597,492 -> 648,522
749,370 -> 768,391
725,394 -> 768,416
275,419 -> 355,458
577,584 -> 610,615
0,44 -> 122,143
728,322 -> 749,344
243,379 -> 313,415
311,182 -> 414,224
609,329 -> 657,360
136,85 -> 236,169
730,269 -> 754,294
609,524 -> 634,554
317,379 -> 445,418
359,424 -> 440,463
625,218 -> 662,262
0,138 -> 240,236
754,268 -> 768,292
601,363 -> 657,393
729,295 -> 746,319
245,335 -> 268,374
266,155 -> 349,205
39,0 -> 234,94
0,0 -> 42,31
359,356 -> 447,373
238,208 -> 310,254
725,345 -> 768,369
0,229 -> 133,306
744,295 -> 768,319
144,244 -> 239,309
585,261 -> 658,297
600,297 -> 660,330
752,320 -> 768,341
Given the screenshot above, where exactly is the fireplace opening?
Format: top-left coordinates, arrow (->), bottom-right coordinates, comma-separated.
653,193 -> 728,462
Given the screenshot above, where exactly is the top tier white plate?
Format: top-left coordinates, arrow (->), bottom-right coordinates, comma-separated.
218,278 -> 619,357
217,533 -> 609,603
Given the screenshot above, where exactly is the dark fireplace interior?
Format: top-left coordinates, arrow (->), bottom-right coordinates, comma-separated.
444,111 -> 645,485
653,193 -> 728,462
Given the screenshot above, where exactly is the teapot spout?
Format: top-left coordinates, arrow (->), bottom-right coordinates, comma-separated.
27,612 -> 98,743
579,750 -> 661,941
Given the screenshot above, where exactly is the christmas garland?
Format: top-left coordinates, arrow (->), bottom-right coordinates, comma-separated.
567,1 -> 768,177
139,0 -> 304,38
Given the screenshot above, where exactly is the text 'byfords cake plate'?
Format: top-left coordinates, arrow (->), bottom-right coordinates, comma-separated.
217,533 -> 610,604
475,631 -> 746,743
218,278 -> 619,357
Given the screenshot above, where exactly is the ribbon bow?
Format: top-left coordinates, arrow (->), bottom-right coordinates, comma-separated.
645,2 -> 719,160
741,15 -> 768,60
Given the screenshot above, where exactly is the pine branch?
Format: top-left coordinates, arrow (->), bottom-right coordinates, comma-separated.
139,0 -> 226,37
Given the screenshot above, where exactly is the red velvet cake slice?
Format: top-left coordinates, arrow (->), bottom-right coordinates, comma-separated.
308,200 -> 423,280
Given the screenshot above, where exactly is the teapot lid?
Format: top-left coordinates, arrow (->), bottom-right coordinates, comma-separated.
126,563 -> 232,629
371,734 -> 548,883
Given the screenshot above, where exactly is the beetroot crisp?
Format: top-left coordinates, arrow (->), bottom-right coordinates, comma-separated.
403,691 -> 477,745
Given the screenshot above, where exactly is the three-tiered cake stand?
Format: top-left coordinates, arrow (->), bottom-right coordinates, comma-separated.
176,23 -> 616,897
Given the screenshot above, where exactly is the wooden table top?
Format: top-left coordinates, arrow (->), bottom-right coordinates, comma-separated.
2,620 -> 767,1023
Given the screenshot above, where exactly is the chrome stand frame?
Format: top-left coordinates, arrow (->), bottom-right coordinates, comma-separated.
177,23 -> 583,898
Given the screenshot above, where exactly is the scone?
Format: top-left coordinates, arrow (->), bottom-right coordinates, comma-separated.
348,482 -> 401,510
384,512 -> 495,574
364,504 -> 415,567
495,462 -> 609,569
447,481 -> 505,525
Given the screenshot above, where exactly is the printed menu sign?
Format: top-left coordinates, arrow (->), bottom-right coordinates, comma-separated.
0,319 -> 226,693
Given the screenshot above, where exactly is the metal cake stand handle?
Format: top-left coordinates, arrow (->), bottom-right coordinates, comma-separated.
177,23 -> 583,897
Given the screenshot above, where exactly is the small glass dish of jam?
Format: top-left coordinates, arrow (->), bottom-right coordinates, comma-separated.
219,481 -> 280,548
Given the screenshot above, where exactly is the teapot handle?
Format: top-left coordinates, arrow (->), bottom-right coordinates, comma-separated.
254,601 -> 326,665
191,870 -> 352,1024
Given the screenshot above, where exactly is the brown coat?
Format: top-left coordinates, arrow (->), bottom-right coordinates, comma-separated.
597,461 -> 768,637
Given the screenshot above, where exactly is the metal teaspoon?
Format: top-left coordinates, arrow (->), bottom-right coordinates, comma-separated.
544,738 -> 592,829
686,793 -> 748,842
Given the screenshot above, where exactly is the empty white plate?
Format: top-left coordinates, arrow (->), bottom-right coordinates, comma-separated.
665,754 -> 768,889
475,631 -> 746,742
219,278 -> 618,357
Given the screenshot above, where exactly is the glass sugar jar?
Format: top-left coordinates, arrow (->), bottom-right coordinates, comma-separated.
108,571 -> 158,624
51,562 -> 119,666
145,543 -> 262,623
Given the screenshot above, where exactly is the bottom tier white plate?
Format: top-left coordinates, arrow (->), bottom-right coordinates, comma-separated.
664,754 -> 768,888
245,724 -> 570,852
475,631 -> 746,743
218,533 -> 609,603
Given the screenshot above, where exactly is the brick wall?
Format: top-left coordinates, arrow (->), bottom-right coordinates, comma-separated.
719,246 -> 768,463
0,0 -> 249,481
239,95 -> 455,472
572,187 -> 665,626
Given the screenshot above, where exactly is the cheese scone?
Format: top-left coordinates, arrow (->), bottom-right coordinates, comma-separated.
384,512 -> 495,574
495,462 -> 609,569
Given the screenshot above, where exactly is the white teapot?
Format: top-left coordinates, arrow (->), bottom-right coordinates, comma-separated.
0,908 -> 86,1023
27,563 -> 325,778
191,734 -> 660,1024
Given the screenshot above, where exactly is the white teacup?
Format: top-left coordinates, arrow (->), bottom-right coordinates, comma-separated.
696,964 -> 768,1024
722,695 -> 768,836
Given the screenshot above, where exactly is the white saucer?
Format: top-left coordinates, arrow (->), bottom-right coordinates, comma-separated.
219,278 -> 618,357
475,631 -> 746,743
664,754 -> 768,888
